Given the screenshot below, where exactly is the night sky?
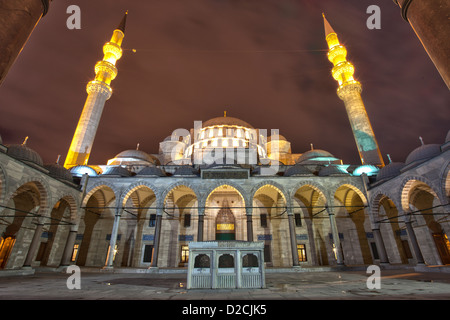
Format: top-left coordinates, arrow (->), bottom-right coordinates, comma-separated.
0,0 -> 448,166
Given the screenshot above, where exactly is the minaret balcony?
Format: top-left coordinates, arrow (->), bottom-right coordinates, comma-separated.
94,61 -> 118,81
327,45 -> 347,65
332,61 -> 355,82
103,42 -> 123,64
86,80 -> 112,98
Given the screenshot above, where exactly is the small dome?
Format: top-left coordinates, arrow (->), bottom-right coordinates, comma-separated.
284,164 -> 313,177
318,165 -> 348,177
70,165 -> 98,177
202,116 -> 254,129
110,149 -> 159,165
173,166 -> 198,176
376,162 -> 404,182
45,163 -> 73,182
405,144 -> 441,166
352,164 -> 379,176
101,166 -> 132,177
296,149 -> 339,164
7,144 -> 43,166
137,166 -> 166,177
267,134 -> 287,142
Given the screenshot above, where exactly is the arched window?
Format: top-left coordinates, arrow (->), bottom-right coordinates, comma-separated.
194,254 -> 210,268
218,254 -> 234,268
242,253 -> 258,267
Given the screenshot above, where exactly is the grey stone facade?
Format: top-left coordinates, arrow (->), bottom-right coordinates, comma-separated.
1,133 -> 448,272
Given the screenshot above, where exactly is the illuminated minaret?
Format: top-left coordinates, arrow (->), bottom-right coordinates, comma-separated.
64,12 -> 128,169
323,14 -> 384,167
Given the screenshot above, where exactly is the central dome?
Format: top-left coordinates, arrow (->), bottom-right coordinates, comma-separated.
202,116 -> 254,129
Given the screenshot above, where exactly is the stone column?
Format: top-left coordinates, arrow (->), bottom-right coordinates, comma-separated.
197,207 -> 204,242
23,221 -> 44,268
393,0 -> 450,89
60,228 -> 78,266
327,206 -> 344,265
150,208 -> 163,268
287,206 -> 299,267
246,207 -> 253,242
104,206 -> 122,268
0,0 -> 50,86
373,228 -> 389,264
404,212 -> 425,264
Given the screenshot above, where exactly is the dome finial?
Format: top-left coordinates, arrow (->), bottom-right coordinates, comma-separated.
136,143 -> 140,150
224,111 -> 227,117
310,143 -> 314,150
419,136 -> 424,145
387,154 -> 392,164
56,154 -> 61,164
22,136 -> 29,145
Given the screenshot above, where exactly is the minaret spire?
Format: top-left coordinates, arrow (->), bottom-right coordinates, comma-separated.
323,14 -> 384,167
64,12 -> 128,169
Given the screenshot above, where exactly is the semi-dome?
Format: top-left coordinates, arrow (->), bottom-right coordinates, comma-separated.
70,165 -> 98,177
202,116 -> 254,129
284,164 -> 313,177
405,144 -> 441,166
7,144 -> 43,166
376,162 -> 404,182
45,163 -> 73,182
296,149 -> 339,164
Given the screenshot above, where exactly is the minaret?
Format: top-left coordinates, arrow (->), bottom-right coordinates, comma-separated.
64,12 -> 128,169
323,14 -> 384,167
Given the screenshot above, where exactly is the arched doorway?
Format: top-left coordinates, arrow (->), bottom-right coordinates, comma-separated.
162,185 -> 198,267
373,194 -> 411,264
334,184 -> 372,265
402,179 -> 450,265
292,184 -> 329,266
77,185 -> 117,267
121,184 -> 157,267
37,196 -> 76,267
205,185 -> 245,241
252,184 -> 288,267
0,181 -> 47,269
215,199 -> 236,240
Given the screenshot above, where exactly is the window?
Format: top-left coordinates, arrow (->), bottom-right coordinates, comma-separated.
180,245 -> 189,263
295,213 -> 302,227
194,254 -> 210,268
71,244 -> 79,262
260,214 -> 268,228
242,253 -> 258,267
370,242 -> 380,260
264,245 -> 271,263
149,214 -> 156,227
297,244 -> 307,262
218,254 -> 234,268
184,214 -> 191,227
143,245 -> 154,263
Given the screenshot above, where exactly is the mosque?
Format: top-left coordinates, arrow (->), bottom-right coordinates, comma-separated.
0,12 -> 449,273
